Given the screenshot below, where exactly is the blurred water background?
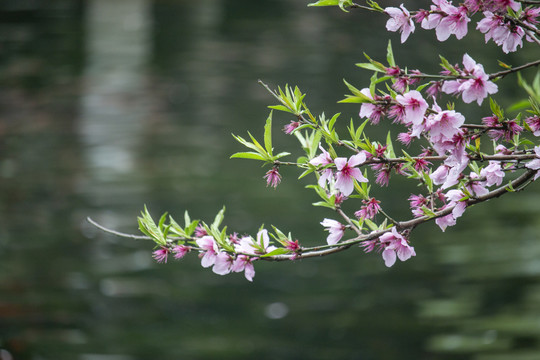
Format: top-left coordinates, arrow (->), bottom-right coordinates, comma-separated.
1,1 -> 540,359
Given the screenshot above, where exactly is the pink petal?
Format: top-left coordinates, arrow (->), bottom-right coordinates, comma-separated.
334,157 -> 348,171
348,152 -> 367,167
244,262 -> 255,282
382,248 -> 397,267
335,172 -> 354,196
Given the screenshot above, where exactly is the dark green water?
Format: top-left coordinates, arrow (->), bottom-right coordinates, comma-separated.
1,1 -> 540,359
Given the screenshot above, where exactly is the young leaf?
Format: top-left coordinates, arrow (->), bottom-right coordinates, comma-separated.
212,206 -> 226,229
260,248 -> 291,257
268,104 -> 292,113
264,111 -> 274,155
230,152 -> 267,161
386,40 -> 395,68
138,206 -> 167,246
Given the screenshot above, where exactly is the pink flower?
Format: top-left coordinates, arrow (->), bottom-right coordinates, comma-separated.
379,227 -> 416,267
385,4 -> 415,43
478,0 -> 520,14
435,190 -> 467,231
526,146 -> 540,180
476,11 -> 503,40
397,131 -> 414,145
334,152 -> 368,196
284,239 -> 301,252
359,88 -> 388,124
194,224 -> 208,237
437,4 -> 470,40
173,245 -> 190,259
354,197 -> 382,220
526,115 -> 540,136
196,235 -> 218,268
495,144 -> 511,154
466,172 -> 489,196
283,121 -> 300,134
435,213 -> 456,231
430,165 -> 450,185
320,218 -> 345,245
484,116 -> 523,141
395,90 -> 428,137
463,0 -> 481,13
264,167 -> 281,188
426,81 -> 443,98
441,54 -> 498,105
409,194 -> 428,217
480,161 -> 505,187
413,157 -> 432,173
231,255 -> 256,282
310,145 -> 334,187
477,11 -> 524,53
421,1 -> 470,41
426,109 -> 465,154
235,229 -> 277,255
447,189 -> 467,217
371,163 -> 391,186
152,246 -> 169,263
421,0 -> 447,30
213,252 -> 234,275
523,7 -> 540,26
439,154 -> 469,189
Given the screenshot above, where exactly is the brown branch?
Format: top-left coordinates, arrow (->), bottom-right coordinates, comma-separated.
264,169 -> 537,261
87,217 -> 152,240
489,59 -> 540,80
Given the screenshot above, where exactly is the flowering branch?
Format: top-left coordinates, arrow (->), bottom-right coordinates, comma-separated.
90,0 -> 540,281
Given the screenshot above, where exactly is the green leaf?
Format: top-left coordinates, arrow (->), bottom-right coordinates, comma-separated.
508,99 -> 532,112
366,0 -> 384,12
264,111 -> 273,155
497,60 -> 512,69
356,62 -> 385,72
231,134 -> 261,153
312,201 -> 337,209
328,113 -> 340,131
439,55 -> 459,75
489,98 -> 504,118
168,216 -> 187,238
230,152 -> 267,161
386,40 -> 395,68
518,71 -> 540,102
212,206 -> 226,229
363,53 -> 387,72
260,248 -> 291,257
273,151 -> 291,160
356,119 -> 369,140
421,206 -> 436,218
137,205 -> 167,246
248,132 -> 266,154
185,220 -> 199,237
343,79 -> 368,98
385,131 -> 395,158
298,167 -> 315,179
308,0 -> 353,11
338,95 -> 373,104
364,218 -> 379,232
158,211 -> 168,230
268,104 -> 292,113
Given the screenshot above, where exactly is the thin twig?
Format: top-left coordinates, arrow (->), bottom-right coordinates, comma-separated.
490,58 -> 540,80
86,217 -> 152,240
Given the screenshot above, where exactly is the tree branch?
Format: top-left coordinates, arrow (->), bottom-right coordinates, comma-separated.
86,217 -> 153,240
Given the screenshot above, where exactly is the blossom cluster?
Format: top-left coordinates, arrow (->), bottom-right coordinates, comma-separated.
150,224 -> 300,282
385,0 -> 540,53
117,0 -> 540,280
